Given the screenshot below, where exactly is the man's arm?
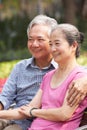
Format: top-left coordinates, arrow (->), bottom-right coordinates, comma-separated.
0,89 -> 42,120
0,108 -> 27,120
0,103 -> 4,110
0,65 -> 19,110
67,76 -> 87,106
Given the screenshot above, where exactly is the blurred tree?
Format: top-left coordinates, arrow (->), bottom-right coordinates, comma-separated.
18,0 -> 43,18
0,0 -> 87,61
62,0 -> 76,25
37,0 -> 44,14
62,0 -> 87,25
82,0 -> 87,19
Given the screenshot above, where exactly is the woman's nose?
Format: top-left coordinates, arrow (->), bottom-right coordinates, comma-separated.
51,45 -> 57,52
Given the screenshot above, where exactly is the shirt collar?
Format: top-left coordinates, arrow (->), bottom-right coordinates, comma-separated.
26,57 -> 58,69
51,59 -> 58,69
26,57 -> 34,67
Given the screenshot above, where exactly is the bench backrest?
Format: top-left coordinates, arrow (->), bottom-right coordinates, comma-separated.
80,108 -> 87,126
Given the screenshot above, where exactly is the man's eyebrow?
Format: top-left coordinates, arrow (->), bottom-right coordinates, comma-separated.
37,36 -> 45,38
29,36 -> 45,38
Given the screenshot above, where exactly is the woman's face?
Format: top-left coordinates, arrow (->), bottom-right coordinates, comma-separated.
49,29 -> 76,63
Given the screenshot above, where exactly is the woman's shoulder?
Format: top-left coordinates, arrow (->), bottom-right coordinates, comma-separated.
45,69 -> 56,77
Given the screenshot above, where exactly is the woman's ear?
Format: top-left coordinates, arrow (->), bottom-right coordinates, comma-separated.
72,41 -> 78,49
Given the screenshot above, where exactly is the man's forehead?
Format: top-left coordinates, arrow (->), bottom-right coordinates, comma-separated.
29,35 -> 45,38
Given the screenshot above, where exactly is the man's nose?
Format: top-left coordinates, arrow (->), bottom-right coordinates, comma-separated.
32,40 -> 39,46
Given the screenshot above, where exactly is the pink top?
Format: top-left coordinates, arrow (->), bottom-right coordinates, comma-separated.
28,67 -> 87,130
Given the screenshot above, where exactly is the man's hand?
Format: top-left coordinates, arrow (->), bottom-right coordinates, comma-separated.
0,103 -> 4,110
67,77 -> 87,106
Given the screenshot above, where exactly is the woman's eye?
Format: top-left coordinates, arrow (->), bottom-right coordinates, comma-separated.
55,42 -> 60,46
49,43 -> 52,46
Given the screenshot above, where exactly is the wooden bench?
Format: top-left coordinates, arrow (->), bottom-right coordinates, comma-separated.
80,108 -> 87,127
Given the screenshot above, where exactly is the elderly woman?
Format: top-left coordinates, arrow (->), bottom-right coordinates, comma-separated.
18,24 -> 87,130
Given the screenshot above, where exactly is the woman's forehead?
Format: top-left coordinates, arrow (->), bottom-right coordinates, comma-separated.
51,29 -> 65,38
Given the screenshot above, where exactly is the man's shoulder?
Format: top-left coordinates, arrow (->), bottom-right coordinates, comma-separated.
16,58 -> 32,66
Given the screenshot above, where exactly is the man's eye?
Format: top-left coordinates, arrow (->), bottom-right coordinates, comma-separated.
38,39 -> 45,42
28,38 -> 33,42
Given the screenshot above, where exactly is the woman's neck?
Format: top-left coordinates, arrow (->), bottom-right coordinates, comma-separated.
58,58 -> 79,74
51,58 -> 79,88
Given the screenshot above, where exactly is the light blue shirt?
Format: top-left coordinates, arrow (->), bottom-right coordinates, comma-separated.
0,57 -> 57,130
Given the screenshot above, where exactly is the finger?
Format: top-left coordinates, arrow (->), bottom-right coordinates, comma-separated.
20,105 -> 25,108
67,82 -> 75,100
18,109 -> 26,114
20,106 -> 28,111
68,82 -> 75,93
69,92 -> 86,107
19,109 -> 29,116
20,107 -> 25,110
67,90 -> 78,106
68,86 -> 87,106
67,82 -> 80,103
20,104 -> 29,109
25,104 -> 30,107
67,86 -> 81,106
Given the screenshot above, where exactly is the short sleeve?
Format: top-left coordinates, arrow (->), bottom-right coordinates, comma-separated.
74,71 -> 87,80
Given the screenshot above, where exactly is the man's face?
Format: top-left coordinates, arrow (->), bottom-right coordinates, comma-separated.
27,24 -> 52,59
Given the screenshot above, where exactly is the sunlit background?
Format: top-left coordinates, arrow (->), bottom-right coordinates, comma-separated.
0,0 -> 87,78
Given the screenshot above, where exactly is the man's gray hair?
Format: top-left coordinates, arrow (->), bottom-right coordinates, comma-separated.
27,15 -> 58,37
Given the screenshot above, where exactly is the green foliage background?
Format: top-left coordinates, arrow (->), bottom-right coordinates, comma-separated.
0,1 -> 87,61
0,0 -> 87,78
0,54 -> 87,78
0,60 -> 19,78
0,15 -> 31,61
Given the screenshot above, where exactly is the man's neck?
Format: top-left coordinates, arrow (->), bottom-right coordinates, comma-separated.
35,56 -> 52,69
